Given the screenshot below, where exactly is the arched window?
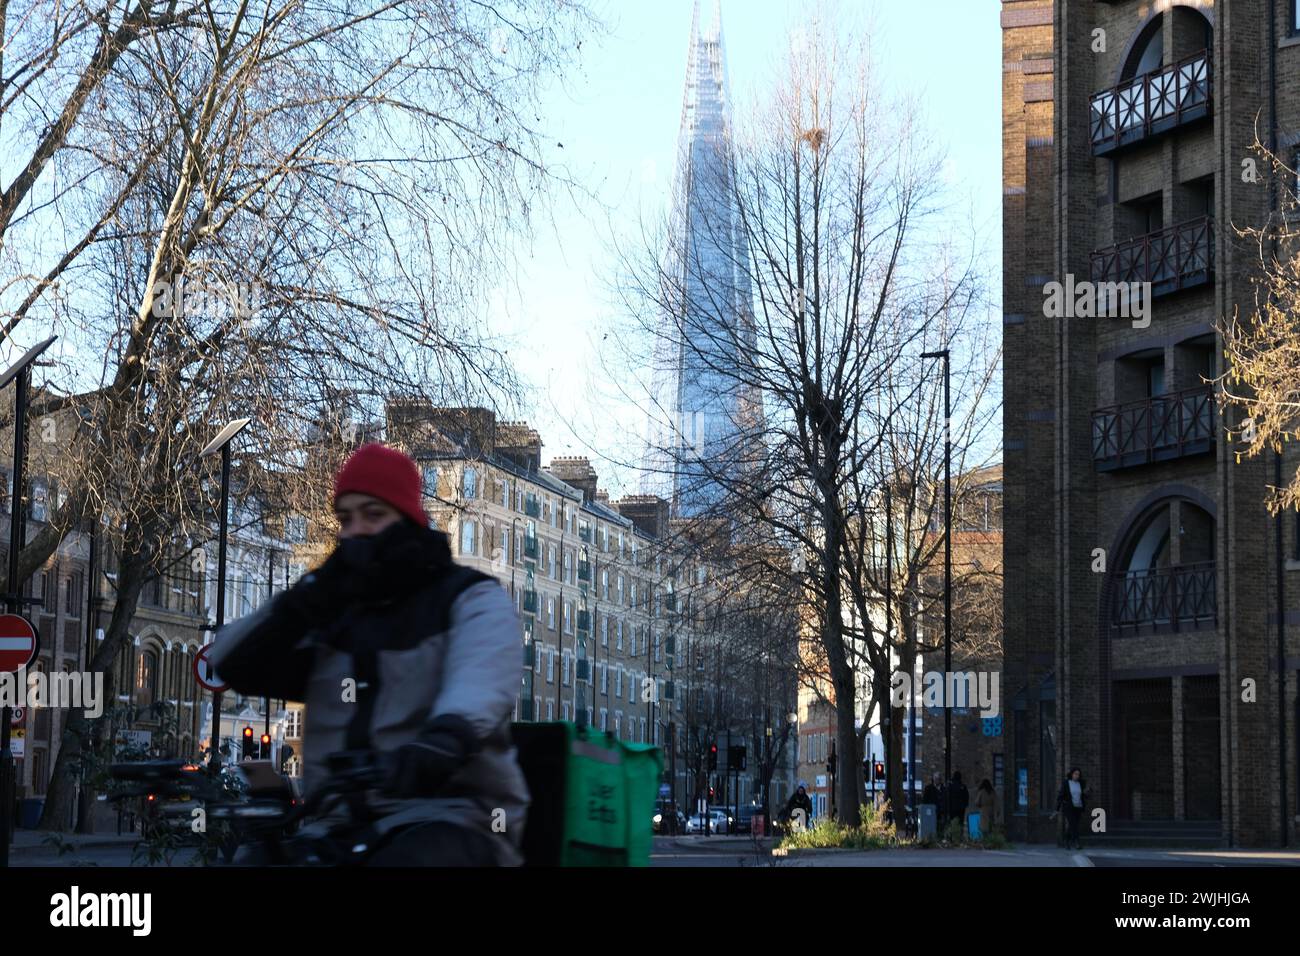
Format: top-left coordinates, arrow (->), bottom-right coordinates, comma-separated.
136,648 -> 159,709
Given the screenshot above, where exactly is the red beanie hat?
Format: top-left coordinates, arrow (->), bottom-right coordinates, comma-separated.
333,443 -> 429,528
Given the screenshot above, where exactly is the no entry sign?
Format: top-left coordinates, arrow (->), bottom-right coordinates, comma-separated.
193,642 -> 228,693
0,614 -> 38,674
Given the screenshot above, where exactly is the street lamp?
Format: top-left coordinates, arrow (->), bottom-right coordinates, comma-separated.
921,348 -> 952,786
0,335 -> 57,868
199,417 -> 251,773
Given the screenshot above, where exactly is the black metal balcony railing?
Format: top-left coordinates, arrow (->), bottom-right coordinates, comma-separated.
523,536 -> 538,561
524,495 -> 540,518
577,559 -> 591,582
1090,50 -> 1212,154
577,609 -> 591,632
1112,562 -> 1216,634
522,589 -> 538,614
1090,216 -> 1213,298
1092,385 -> 1214,471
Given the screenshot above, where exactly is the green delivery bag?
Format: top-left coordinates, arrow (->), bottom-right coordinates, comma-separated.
511,721 -> 664,867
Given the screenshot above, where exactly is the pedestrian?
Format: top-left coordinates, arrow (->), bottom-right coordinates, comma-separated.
921,772 -> 944,831
947,771 -> 970,836
1056,767 -> 1088,850
210,443 -> 529,865
974,778 -> 996,838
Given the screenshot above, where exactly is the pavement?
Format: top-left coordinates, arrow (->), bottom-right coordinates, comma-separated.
649,835 -> 1300,868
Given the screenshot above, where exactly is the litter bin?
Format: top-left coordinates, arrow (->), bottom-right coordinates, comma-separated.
918,803 -> 937,840
19,797 -> 44,829
967,811 -> 981,840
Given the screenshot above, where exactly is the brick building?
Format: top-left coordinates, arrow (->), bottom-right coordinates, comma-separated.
1002,0 -> 1300,846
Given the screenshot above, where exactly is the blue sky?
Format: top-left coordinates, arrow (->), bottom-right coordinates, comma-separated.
489,0 -> 1003,498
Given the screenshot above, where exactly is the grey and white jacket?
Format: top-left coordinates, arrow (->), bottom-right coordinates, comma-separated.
208,523 -> 530,865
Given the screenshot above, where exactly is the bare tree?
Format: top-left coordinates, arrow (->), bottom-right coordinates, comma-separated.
1,0 -> 601,830
614,8 -> 983,826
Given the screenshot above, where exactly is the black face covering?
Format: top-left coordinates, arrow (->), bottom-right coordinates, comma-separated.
334,519 -> 451,603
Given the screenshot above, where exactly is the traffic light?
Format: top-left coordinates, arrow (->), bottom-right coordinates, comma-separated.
863,759 -> 871,782
728,744 -> 747,771
242,726 -> 254,760
707,743 -> 718,770
874,761 -> 885,781
260,733 -> 272,760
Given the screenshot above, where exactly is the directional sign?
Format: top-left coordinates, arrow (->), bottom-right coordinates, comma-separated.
0,614 -> 38,674
193,643 -> 228,693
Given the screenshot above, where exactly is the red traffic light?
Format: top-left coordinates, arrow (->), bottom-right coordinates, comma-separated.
874,762 -> 885,778
260,734 -> 271,747
242,726 -> 253,739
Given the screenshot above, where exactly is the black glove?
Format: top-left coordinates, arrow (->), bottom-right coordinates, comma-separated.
276,545 -> 356,627
383,714 -> 481,798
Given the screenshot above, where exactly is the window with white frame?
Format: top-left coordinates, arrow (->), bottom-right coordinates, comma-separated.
500,478 -> 510,508
614,668 -> 622,697
546,649 -> 555,683
462,467 -> 478,499
562,651 -> 570,685
614,712 -> 622,737
600,708 -> 608,731
548,545 -> 556,579
630,626 -> 637,656
600,664 -> 608,694
546,700 -> 554,721
630,581 -> 637,606
640,718 -> 646,742
629,673 -> 636,703
563,600 -> 572,634
547,597 -> 556,629
534,696 -> 541,718
601,569 -> 609,599
601,615 -> 609,646
421,465 -> 439,499
564,549 -> 572,584
562,701 -> 570,721
617,575 -> 624,605
654,631 -> 661,662
460,520 -> 476,556
286,709 -> 303,737
616,619 -> 623,650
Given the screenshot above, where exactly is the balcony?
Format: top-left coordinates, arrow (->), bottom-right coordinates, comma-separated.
523,536 -> 538,561
522,589 -> 538,614
577,559 -> 591,582
1090,216 -> 1213,298
577,609 -> 591,632
1090,50 -> 1211,155
1092,385 -> 1214,472
1111,562 -> 1216,635
524,494 -> 540,518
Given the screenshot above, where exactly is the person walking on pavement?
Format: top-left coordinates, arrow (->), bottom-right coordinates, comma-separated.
210,443 -> 529,866
947,771 -> 970,836
1056,767 -> 1088,850
974,778 -> 996,839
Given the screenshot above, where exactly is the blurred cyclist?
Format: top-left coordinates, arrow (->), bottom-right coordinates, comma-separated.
210,443 -> 529,865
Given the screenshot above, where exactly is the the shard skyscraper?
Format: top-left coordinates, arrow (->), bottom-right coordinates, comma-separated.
643,0 -> 760,519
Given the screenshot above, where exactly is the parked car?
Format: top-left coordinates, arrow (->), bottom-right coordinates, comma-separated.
685,809 -> 733,834
734,805 -> 761,835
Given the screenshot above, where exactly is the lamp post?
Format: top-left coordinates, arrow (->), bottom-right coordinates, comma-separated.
0,336 -> 56,867
199,417 -> 251,773
921,348 -> 952,786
